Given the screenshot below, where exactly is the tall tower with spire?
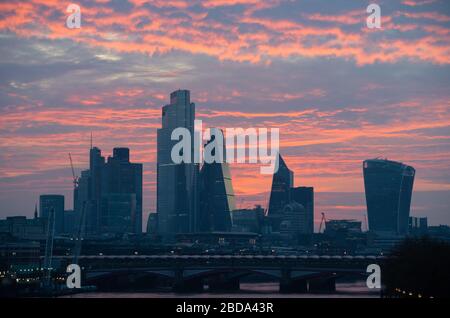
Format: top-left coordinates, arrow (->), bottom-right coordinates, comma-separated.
268,154 -> 294,216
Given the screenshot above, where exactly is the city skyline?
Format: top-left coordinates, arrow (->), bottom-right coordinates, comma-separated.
0,90 -> 442,233
0,0 -> 450,229
1,88 -> 449,230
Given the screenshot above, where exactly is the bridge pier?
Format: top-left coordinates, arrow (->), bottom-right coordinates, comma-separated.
279,269 -> 307,293
279,279 -> 308,293
308,277 -> 336,293
208,276 -> 240,292
173,279 -> 204,293
172,270 -> 204,293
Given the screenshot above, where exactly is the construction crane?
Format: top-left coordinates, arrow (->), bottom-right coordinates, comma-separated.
319,212 -> 327,233
68,153 -> 78,188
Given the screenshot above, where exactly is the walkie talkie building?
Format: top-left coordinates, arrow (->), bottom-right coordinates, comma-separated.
363,159 -> 415,235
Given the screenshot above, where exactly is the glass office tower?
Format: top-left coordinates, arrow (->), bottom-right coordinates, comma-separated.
198,129 -> 236,232
290,186 -> 314,235
268,154 -> 293,215
39,194 -> 65,234
157,90 -> 198,234
363,158 -> 415,235
101,148 -> 143,234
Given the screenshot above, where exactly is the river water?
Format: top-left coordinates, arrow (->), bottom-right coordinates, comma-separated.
63,281 -> 380,298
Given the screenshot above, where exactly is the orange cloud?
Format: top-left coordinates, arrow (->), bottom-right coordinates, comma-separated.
0,0 -> 449,65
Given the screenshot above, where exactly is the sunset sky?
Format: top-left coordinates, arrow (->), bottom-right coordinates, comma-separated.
0,0 -> 449,229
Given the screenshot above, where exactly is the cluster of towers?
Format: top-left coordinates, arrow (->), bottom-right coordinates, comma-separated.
43,89 -> 415,238
156,90 -> 236,234
155,90 -> 314,238
155,90 -> 416,238
73,147 -> 143,235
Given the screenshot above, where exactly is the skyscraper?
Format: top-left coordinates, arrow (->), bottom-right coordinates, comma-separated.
290,186 -> 314,235
39,194 -> 64,234
146,213 -> 158,234
198,129 -> 236,232
363,158 -> 415,235
74,147 -> 143,234
157,90 -> 198,234
101,148 -> 143,234
279,202 -> 308,239
87,146 -> 105,233
74,169 -> 90,233
268,154 -> 293,215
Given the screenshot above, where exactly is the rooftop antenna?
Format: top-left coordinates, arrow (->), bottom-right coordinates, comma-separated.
90,132 -> 93,149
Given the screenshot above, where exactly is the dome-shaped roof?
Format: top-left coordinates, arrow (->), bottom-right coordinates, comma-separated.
283,201 -> 305,212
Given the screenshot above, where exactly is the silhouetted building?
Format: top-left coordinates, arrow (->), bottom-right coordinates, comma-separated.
0,216 -> 46,239
101,148 -> 143,234
428,225 -> 450,243
409,216 -> 428,236
74,147 -> 143,235
268,154 -> 293,216
198,129 -> 235,232
290,186 -> 314,234
320,219 -> 364,254
39,195 -> 64,234
86,147 -> 105,233
324,219 -> 362,236
157,90 -> 198,234
0,240 -> 41,270
146,213 -> 158,234
231,205 -> 265,233
64,209 -> 77,235
279,202 -> 309,239
74,169 -> 90,232
100,193 -> 136,234
363,159 -> 415,236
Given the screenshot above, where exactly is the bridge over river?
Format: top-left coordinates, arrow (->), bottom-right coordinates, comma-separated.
52,254 -> 386,293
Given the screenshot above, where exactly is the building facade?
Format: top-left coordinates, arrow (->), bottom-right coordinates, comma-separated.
39,194 -> 65,234
290,186 -> 314,235
157,90 -> 198,234
279,202 -> 308,239
363,158 -> 415,236
409,216 -> 428,236
231,205 -> 265,233
101,148 -> 143,234
267,154 -> 293,216
0,216 -> 47,240
198,129 -> 235,232
74,147 -> 143,235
